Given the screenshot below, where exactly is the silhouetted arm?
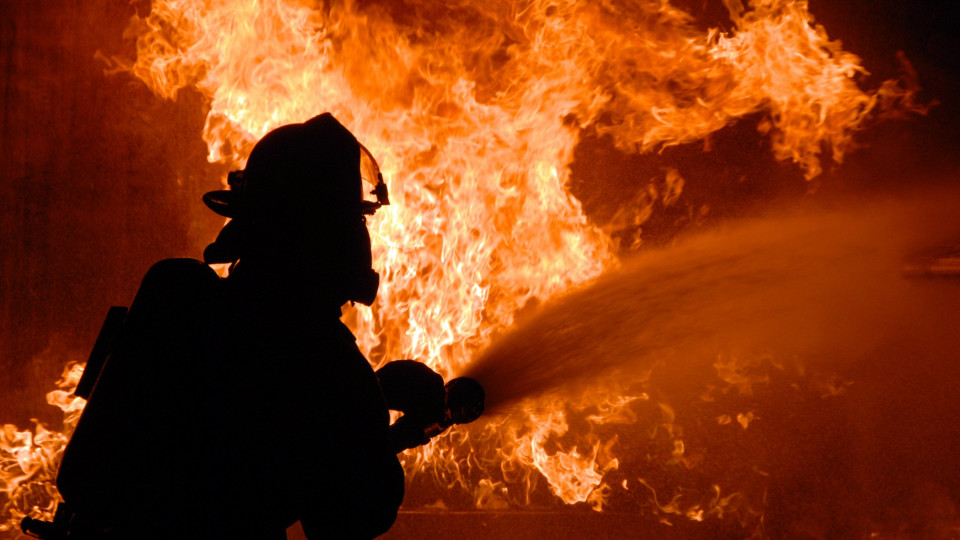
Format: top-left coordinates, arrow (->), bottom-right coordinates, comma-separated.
375,360 -> 446,452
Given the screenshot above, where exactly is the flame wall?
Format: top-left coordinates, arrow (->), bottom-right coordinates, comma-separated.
3,0 -> 960,538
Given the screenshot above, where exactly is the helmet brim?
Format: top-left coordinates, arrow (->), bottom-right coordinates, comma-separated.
203,190 -> 241,218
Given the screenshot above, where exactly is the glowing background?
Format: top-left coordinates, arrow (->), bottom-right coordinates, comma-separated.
2,0 -> 959,537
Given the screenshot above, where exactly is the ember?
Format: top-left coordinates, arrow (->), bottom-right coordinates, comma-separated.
3,0 -> 959,538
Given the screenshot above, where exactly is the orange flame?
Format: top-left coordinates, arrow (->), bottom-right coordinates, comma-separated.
1,0 -> 927,534
1,364 -> 83,535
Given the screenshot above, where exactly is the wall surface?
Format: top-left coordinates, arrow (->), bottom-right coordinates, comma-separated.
1,0 -> 221,426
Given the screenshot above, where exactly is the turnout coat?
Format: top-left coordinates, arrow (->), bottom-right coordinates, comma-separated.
57,258 -> 403,539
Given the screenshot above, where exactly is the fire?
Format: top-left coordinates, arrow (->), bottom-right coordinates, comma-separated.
2,0 -> 927,535
1,364 -> 83,535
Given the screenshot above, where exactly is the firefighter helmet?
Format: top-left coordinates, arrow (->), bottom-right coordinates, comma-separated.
201,113 -> 389,306
202,113 -> 388,221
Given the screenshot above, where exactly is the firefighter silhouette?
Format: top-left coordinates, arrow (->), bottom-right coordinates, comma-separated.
44,113 -> 404,539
